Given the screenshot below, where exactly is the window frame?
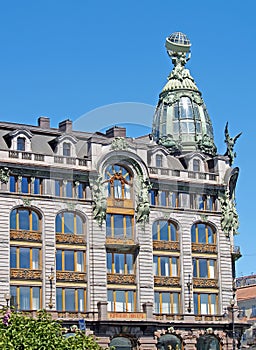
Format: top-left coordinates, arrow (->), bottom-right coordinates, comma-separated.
10,246 -> 41,270
154,291 -> 180,314
56,249 -> 85,272
107,289 -> 136,312
191,222 -> 216,244
153,255 -> 179,277
10,285 -> 42,310
56,287 -> 86,312
193,292 -> 218,315
10,208 -> 41,232
107,252 -> 134,274
106,213 -> 134,239
55,211 -> 85,235
193,258 -> 216,279
152,220 -> 179,242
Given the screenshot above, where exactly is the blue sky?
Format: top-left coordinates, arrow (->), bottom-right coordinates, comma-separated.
0,1 -> 255,276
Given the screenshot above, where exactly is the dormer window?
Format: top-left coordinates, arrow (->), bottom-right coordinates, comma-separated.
17,137 -> 25,151
63,142 -> 71,157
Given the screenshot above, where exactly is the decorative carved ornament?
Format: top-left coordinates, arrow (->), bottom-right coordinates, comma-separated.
153,241 -> 179,251
90,175 -> 107,226
135,176 -> 151,224
57,312 -> 87,319
56,271 -> 86,282
56,233 -> 86,245
10,268 -> 42,280
0,167 -> 10,184
154,276 -> 180,287
111,137 -> 128,151
106,237 -> 135,247
107,273 -> 136,285
10,230 -> 42,242
191,243 -> 217,253
193,278 -> 218,288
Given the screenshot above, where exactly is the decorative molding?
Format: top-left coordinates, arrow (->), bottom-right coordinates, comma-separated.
10,230 -> 42,242
0,167 -> 10,184
22,198 -> 32,207
193,278 -> 218,288
90,175 -> 106,226
191,243 -> 217,254
153,241 -> 180,251
154,276 -> 180,287
135,175 -> 151,223
56,233 -> 86,245
107,273 -> 136,285
219,188 -> 239,237
10,268 -> 42,280
56,271 -> 87,282
111,137 -> 128,151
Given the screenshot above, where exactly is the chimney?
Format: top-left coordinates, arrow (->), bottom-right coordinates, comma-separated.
59,119 -> 72,133
38,116 -> 50,129
106,126 -> 126,138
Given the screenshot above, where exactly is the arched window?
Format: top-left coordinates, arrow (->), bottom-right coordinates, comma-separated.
55,212 -> 85,235
10,208 -> 41,231
197,335 -> 220,350
152,220 -> 178,241
157,334 -> 182,350
191,223 -> 216,244
105,164 -> 132,200
110,337 -> 132,350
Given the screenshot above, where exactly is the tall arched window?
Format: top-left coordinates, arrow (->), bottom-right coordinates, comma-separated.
10,208 -> 42,311
55,212 -> 85,235
105,164 -> 132,200
191,223 -> 216,244
152,220 -> 178,241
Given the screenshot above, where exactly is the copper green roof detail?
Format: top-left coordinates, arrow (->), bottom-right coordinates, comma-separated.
152,32 -> 216,155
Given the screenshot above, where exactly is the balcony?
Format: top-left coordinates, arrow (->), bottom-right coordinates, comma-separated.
148,167 -> 217,181
231,245 -> 242,261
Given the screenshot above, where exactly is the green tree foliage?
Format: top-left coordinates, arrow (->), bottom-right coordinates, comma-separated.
0,309 -> 104,350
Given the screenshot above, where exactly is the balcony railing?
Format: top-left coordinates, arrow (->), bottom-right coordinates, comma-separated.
55,233 -> 86,245
10,230 -> 42,242
153,240 -> 179,251
149,167 -> 217,181
107,273 -> 136,285
10,268 -> 42,280
56,271 -> 87,282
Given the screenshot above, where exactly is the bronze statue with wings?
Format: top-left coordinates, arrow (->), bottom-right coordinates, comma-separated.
224,122 -> 242,165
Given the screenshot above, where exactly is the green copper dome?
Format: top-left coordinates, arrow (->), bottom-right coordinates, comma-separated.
152,32 -> 216,155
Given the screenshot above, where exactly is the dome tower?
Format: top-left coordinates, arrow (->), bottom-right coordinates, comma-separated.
152,32 -> 216,155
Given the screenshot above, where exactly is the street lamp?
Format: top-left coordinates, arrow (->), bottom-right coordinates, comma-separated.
4,293 -> 10,308
224,299 -> 243,350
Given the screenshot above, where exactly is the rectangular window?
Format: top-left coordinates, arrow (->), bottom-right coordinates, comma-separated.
17,137 -> 25,151
10,247 -> 41,269
10,176 -> 16,192
154,292 -> 180,314
193,258 -> 216,279
107,252 -> 134,274
55,180 -> 61,196
56,287 -> 85,312
153,256 -> 179,277
65,181 -> 73,198
21,177 -> 29,193
11,286 -> 41,310
107,289 -> 135,312
106,214 -> 134,239
193,293 -> 218,315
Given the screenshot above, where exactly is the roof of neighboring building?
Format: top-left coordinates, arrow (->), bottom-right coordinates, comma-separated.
237,285 -> 256,301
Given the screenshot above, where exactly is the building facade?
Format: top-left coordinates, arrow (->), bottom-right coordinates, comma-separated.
0,32 -> 248,349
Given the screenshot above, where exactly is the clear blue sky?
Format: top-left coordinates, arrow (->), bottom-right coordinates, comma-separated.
0,0 -> 254,276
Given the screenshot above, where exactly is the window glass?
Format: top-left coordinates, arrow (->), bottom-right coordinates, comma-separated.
156,155 -> 163,168
126,215 -> 132,238
208,226 -> 214,243
127,290 -> 134,312
199,259 -> 207,278
65,288 -> 75,311
76,215 -> 83,235
160,257 -> 170,276
56,250 -> 62,270
10,247 -> 17,268
64,251 -> 74,271
154,292 -> 160,313
10,176 -> 16,192
162,292 -> 170,313
32,287 -> 40,310
107,253 -> 112,273
56,214 -> 62,233
171,258 -> 178,276
17,137 -> 25,151
152,222 -> 158,240
55,180 -> 61,196
34,178 -> 40,194
10,286 -> 17,308
19,247 -> 30,269
66,181 -> 73,198
32,211 -> 39,231
126,254 -> 133,274
77,183 -> 83,199
114,254 -> 124,274
78,289 -> 84,312
198,224 -> 206,243
20,286 -> 30,310
10,209 -> 16,230
63,142 -> 71,156
106,214 -> 111,237
19,210 -> 29,230
107,290 -> 114,312
159,221 -> 168,240
77,251 -> 84,272
170,223 -> 177,241
64,212 -> 74,233
116,290 -> 125,311
114,215 -> 124,238
21,177 -> 29,193
56,288 -> 62,311
32,249 -> 39,269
